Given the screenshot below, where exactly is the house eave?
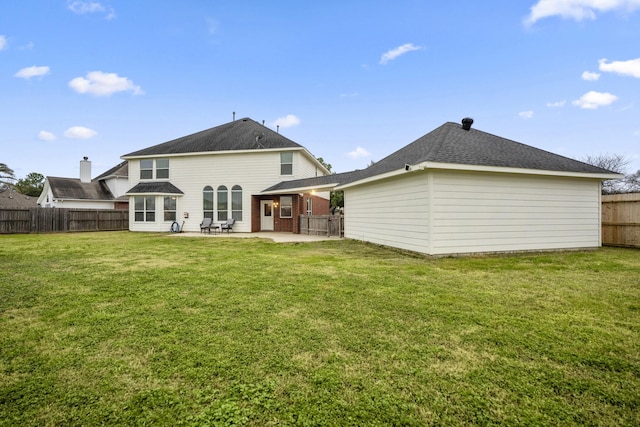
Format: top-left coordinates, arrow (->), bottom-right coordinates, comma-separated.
121,146 -> 307,160
335,162 -> 624,190
419,161 -> 624,180
261,183 -> 340,195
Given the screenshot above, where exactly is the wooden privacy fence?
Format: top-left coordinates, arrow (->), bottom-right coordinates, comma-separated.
602,193 -> 640,248
300,215 -> 344,237
0,208 -> 129,234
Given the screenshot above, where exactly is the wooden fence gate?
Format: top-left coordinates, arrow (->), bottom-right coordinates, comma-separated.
299,215 -> 344,237
0,208 -> 129,234
602,193 -> 640,248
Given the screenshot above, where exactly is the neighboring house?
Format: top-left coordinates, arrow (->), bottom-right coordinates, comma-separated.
268,118 -> 621,255
38,158 -> 129,210
0,188 -> 38,209
121,117 -> 331,233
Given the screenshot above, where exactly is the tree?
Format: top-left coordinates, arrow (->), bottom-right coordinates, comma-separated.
14,172 -> 45,197
0,163 -> 16,191
316,157 -> 332,173
581,154 -> 637,194
330,190 -> 344,213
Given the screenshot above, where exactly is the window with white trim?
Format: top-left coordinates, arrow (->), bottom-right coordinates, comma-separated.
156,159 -> 170,179
231,185 -> 243,221
217,185 -> 228,221
139,159 -> 170,179
140,160 -> 153,179
203,186 -> 214,219
164,196 -> 176,221
306,197 -> 312,216
280,152 -> 293,175
134,196 -> 155,222
280,196 -> 292,218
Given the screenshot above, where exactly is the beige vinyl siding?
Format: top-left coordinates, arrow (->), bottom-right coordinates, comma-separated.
344,173 -> 430,253
430,171 -> 601,254
128,150 -> 323,232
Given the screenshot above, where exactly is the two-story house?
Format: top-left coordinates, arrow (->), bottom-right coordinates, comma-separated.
121,117 -> 331,233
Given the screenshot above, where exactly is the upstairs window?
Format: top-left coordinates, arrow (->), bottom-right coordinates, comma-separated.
280,152 -> 293,175
156,159 -> 170,179
140,159 -> 170,179
280,196 -> 292,218
140,160 -> 153,179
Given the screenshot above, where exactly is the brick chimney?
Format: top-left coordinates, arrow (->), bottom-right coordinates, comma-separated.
80,157 -> 91,183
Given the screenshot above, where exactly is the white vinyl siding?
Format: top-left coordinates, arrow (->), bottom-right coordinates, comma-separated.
429,171 -> 601,254
344,169 -> 603,256
344,173 -> 430,254
127,150 -> 321,232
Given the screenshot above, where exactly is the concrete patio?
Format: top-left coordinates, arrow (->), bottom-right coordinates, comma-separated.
170,231 -> 342,243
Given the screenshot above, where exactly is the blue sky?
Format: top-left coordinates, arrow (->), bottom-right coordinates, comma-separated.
1,0 -> 639,180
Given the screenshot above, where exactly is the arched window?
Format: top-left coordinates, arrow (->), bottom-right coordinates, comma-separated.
231,185 -> 243,221
217,185 -> 228,221
203,186 -> 214,219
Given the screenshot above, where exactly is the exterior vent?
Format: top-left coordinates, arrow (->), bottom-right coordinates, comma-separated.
461,117 -> 474,131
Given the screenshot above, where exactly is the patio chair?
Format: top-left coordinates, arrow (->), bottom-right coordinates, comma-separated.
200,217 -> 213,234
220,218 -> 235,233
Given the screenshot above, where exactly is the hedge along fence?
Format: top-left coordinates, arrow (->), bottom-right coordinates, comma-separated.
0,208 -> 129,234
602,193 -> 640,248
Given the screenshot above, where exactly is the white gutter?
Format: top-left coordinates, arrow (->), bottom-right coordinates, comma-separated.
260,182 -> 341,195
335,161 -> 624,190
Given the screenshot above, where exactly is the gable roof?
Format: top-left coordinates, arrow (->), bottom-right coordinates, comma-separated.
262,120 -> 620,194
122,118 -> 304,158
47,177 -> 115,201
94,160 -> 128,180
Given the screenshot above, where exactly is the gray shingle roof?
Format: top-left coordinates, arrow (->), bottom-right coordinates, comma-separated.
363,121 -> 614,176
123,118 -> 302,157
48,177 -> 115,200
94,160 -> 128,180
126,182 -> 184,195
0,190 -> 38,208
262,120 -> 617,193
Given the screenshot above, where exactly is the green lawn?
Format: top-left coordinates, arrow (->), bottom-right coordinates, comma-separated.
1,232 -> 639,426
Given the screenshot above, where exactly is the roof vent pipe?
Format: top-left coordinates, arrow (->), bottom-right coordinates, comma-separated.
233,111 -> 236,121
461,117 -> 474,131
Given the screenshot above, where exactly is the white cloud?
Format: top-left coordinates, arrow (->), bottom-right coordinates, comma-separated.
14,65 -> 51,79
0,35 -> 7,50
572,90 -> 618,109
64,126 -> 97,139
582,70 -> 600,81
69,71 -> 143,96
273,114 -> 301,129
599,57 -> 640,78
67,1 -> 115,19
519,110 -> 535,119
347,146 -> 371,159
525,0 -> 640,24
547,100 -> 566,108
38,131 -> 56,141
379,43 -> 422,65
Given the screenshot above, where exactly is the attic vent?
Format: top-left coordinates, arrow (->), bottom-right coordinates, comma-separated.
461,117 -> 474,131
